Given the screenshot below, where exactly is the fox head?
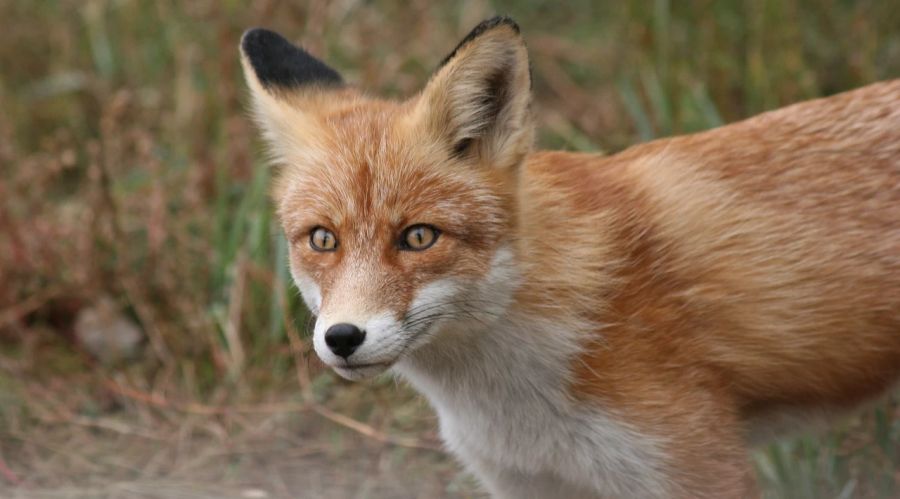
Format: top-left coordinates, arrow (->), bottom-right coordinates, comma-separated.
241,17 -> 532,380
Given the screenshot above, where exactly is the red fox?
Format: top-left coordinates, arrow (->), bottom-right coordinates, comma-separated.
240,16 -> 900,499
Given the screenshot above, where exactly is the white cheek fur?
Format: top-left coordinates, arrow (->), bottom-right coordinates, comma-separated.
409,279 -> 461,316
290,268 -> 322,315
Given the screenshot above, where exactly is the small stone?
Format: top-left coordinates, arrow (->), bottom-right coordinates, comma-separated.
74,296 -> 144,365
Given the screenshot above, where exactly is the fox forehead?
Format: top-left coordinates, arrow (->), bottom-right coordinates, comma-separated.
274,102 -> 511,246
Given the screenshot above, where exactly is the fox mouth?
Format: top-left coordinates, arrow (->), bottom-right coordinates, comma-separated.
342,361 -> 391,370
332,361 -> 393,380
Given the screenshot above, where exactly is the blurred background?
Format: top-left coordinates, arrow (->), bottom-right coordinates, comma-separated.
2,1 -> 899,498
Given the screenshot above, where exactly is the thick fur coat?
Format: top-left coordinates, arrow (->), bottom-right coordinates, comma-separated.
241,17 -> 900,498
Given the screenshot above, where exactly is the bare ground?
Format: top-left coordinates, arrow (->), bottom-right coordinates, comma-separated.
0,345 -> 481,499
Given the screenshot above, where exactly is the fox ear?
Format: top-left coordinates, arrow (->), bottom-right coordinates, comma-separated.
239,29 -> 343,164
412,17 -> 533,169
240,28 -> 343,93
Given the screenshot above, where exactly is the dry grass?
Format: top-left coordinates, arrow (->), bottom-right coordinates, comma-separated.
1,1 -> 899,497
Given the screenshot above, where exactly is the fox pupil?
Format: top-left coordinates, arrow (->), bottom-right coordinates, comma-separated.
310,227 -> 336,251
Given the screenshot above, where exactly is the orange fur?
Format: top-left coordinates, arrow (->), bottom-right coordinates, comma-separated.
243,20 -> 900,499
561,83 -> 900,494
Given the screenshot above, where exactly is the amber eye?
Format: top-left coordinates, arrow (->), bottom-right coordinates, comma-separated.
309,227 -> 338,252
400,224 -> 440,251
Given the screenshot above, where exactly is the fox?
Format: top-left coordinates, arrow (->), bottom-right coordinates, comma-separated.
239,16 -> 900,499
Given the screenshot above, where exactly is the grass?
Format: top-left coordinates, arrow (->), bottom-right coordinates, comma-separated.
1,1 -> 899,497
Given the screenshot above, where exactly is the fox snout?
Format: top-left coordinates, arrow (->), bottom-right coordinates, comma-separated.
311,307 -> 402,377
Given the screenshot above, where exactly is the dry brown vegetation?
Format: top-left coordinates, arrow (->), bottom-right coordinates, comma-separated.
1,1 -> 899,497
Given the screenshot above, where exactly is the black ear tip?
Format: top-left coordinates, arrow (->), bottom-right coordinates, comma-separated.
240,27 -> 343,90
438,16 -> 523,69
240,28 -> 289,58
477,16 -> 521,35
240,28 -> 294,68
460,16 -> 522,45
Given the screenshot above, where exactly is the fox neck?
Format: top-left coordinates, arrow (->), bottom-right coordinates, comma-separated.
392,299 -> 584,461
391,243 -> 585,431
393,306 -> 581,405
389,263 -> 663,492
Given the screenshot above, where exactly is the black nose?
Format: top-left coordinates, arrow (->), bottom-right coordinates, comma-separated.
324,323 -> 366,358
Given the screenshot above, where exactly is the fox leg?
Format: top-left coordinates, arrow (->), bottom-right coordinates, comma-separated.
616,383 -> 760,498
571,360 -> 760,498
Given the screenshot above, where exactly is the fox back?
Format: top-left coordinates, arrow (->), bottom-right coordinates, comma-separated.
241,18 -> 900,499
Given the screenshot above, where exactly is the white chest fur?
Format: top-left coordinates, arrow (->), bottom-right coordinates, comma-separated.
393,314 -> 671,499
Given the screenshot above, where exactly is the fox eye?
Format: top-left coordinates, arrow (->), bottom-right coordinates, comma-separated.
309,227 -> 338,252
400,224 -> 440,251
